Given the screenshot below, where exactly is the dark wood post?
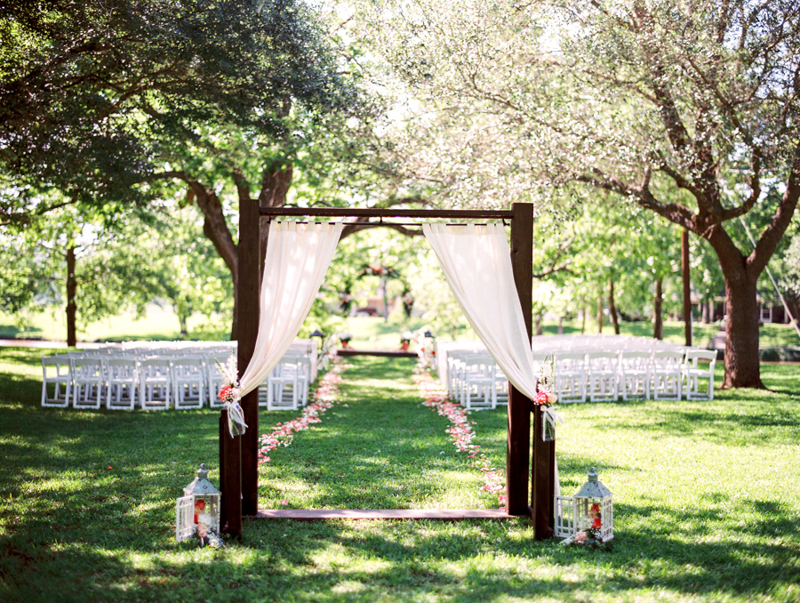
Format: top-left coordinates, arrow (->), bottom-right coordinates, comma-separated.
238,196 -> 261,517
530,395 -> 556,539
507,203 -> 533,516
682,228 -> 692,347
219,410 -> 241,537
66,246 -> 77,347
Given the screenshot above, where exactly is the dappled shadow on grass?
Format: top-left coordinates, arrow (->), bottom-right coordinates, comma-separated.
5,504 -> 798,603
2,355 -> 799,602
259,356 -> 487,510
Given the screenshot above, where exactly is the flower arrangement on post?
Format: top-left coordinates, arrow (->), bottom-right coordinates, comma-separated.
534,355 -> 562,441
337,332 -> 353,349
217,355 -> 247,437
400,331 -> 413,352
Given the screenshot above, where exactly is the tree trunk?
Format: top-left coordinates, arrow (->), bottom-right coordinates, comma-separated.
596,295 -> 603,334
534,312 -> 544,336
653,278 -> 663,340
608,278 -> 620,335
178,312 -> 189,338
682,228 -> 692,346
720,266 -> 764,388
702,299 -> 711,324
558,316 -> 563,335
580,303 -> 586,334
66,246 -> 77,347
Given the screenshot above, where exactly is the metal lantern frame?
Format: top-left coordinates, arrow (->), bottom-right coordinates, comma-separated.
176,463 -> 222,542
555,467 -> 614,542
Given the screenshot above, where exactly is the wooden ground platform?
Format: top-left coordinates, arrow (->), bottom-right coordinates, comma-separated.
336,349 -> 418,358
253,509 -> 511,520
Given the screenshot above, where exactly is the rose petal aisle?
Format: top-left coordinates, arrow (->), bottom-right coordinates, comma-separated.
257,358 -> 350,465
413,363 -> 506,506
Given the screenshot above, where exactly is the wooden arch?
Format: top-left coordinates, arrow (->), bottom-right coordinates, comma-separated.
220,202 -> 555,539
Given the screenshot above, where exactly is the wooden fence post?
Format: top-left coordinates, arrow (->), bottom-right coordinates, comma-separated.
507,203 -> 533,516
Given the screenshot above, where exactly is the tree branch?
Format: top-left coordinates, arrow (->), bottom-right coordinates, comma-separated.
748,143 -> 800,277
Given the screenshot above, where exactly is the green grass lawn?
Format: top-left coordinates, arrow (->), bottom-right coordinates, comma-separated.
1,349 -> 798,602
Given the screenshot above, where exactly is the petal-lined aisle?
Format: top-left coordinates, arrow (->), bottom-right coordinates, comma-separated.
257,357 -> 351,465
413,363 -> 507,507
257,356 -> 488,509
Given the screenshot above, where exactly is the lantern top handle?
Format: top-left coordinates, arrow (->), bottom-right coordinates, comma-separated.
588,467 -> 598,481
197,463 -> 209,479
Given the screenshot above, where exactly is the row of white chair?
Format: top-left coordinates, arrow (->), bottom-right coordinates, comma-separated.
41,350 -> 317,411
447,351 -> 508,410
441,344 -> 717,407
41,354 -> 232,410
545,348 -> 716,403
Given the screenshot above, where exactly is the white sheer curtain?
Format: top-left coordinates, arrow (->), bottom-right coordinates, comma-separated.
424,222 -> 560,496
423,223 -> 539,399
239,221 -> 343,397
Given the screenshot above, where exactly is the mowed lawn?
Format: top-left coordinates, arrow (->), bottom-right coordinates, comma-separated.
0,349 -> 798,602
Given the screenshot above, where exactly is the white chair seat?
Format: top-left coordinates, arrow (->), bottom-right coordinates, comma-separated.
684,349 -> 716,400
652,350 -> 684,401
105,357 -> 139,410
70,356 -> 104,410
619,350 -> 651,400
139,358 -> 172,410
41,355 -> 72,408
554,352 -> 587,403
172,357 -> 206,410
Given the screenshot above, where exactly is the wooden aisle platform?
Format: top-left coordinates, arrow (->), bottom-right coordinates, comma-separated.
254,509 -> 511,521
336,349 -> 418,358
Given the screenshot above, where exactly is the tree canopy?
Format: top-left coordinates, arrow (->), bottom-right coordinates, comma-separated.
0,0 -> 353,223
348,0 -> 800,387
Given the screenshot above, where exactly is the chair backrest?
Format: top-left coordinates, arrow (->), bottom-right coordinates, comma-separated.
70,355 -> 104,378
105,357 -> 138,378
140,357 -> 172,377
619,350 -> 651,369
586,351 -> 619,369
554,352 -> 587,369
42,355 -> 71,378
652,349 -> 685,368
685,349 -> 717,369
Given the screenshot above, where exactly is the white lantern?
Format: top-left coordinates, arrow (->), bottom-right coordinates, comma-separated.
176,463 -> 222,547
555,467 -> 614,544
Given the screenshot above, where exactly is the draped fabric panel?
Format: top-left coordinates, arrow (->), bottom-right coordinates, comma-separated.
422,223 -> 539,400
239,221 -> 343,397
423,222 -> 560,496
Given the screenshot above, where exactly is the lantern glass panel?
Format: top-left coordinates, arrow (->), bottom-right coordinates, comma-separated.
573,468 -> 614,542
542,409 -> 556,441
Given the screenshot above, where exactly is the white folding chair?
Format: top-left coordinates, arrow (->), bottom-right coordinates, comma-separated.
70,355 -> 104,410
652,350 -> 684,401
172,356 -> 206,409
493,366 -> 509,405
683,349 -> 716,400
586,351 -> 620,402
461,356 -> 496,409
619,350 -> 651,400
105,356 -> 139,410
263,360 -> 299,410
554,352 -> 587,403
207,356 -> 228,408
282,355 -> 311,407
139,357 -> 172,410
41,355 -> 72,408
